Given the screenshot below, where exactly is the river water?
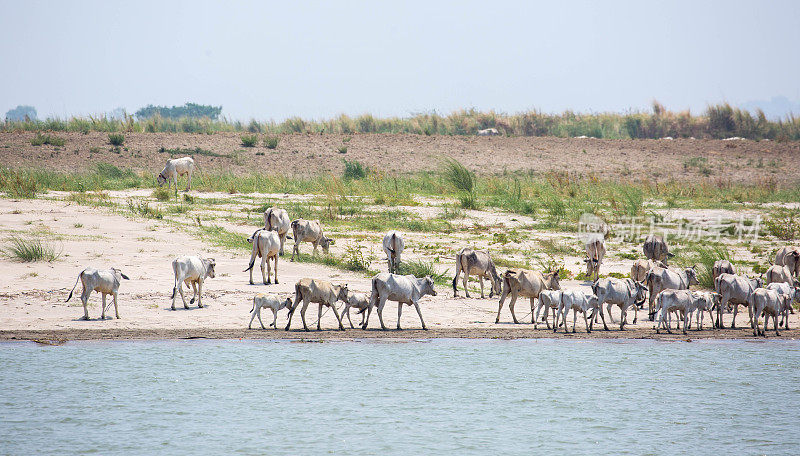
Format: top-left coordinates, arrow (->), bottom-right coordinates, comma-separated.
1,339 -> 798,455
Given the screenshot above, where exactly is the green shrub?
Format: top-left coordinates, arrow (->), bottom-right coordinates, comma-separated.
397,258 -> 448,283
152,186 -> 171,201
342,243 -> 374,272
0,169 -> 38,198
108,133 -> 125,146
337,146 -> 348,154
4,236 -> 61,262
264,136 -> 279,149
241,134 -> 258,147
126,198 -> 163,219
343,159 -> 368,180
765,210 -> 799,241
30,133 -> 65,146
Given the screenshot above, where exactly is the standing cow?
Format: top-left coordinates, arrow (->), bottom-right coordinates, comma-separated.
775,246 -> 800,277
584,235 -> 605,282
290,219 -> 333,261
496,269 -> 561,324
645,266 -> 699,320
367,273 -> 437,330
452,248 -> 502,299
714,273 -> 760,329
593,277 -> 647,329
170,256 -> 216,310
157,156 -> 195,192
643,234 -> 673,265
263,207 -> 291,255
712,260 -> 735,281
244,229 -> 281,285
382,231 -> 404,274
66,267 -> 129,320
285,278 -> 348,331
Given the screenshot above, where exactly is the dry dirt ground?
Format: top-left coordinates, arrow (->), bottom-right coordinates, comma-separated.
2,131 -> 800,181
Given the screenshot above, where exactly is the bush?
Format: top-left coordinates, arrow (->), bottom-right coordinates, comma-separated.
343,159 -> 368,180
397,258 -> 448,283
241,134 -> 258,147
765,210 -> 799,241
4,236 -> 60,262
0,169 -> 37,198
152,186 -> 171,201
442,158 -> 478,209
126,198 -> 163,219
30,133 -> 65,146
108,133 -> 125,146
343,243 -> 374,272
337,146 -> 348,154
264,136 -> 280,149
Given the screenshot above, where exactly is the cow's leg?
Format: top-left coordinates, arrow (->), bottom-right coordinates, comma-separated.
377,296 -> 388,330
620,305 -> 627,330
197,280 -> 204,308
397,302 -> 403,330
261,255 -> 268,284
413,300 -> 427,330
177,278 -> 188,309
584,309 -> 591,333
361,306 -> 371,330
81,289 -> 90,320
731,304 -> 738,329
317,303 -> 324,331
495,290 -> 508,324
330,303 -> 345,331
572,308 -> 577,333
186,170 -> 192,191
279,233 -> 285,256
774,313 -> 780,336
113,292 -> 120,319
682,312 -> 689,335
509,294 -> 519,324
312,241 -> 318,256
270,308 -> 278,328
479,275 -> 487,299
273,255 -> 279,284
300,298 -> 311,331
345,305 -> 354,329
606,303 -> 615,324
248,305 -> 258,329
464,273 -> 471,298
291,242 -> 298,262
529,297 -> 536,324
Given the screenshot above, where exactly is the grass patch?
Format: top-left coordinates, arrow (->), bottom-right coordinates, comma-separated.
158,146 -> 229,158
108,133 -> 125,146
343,159 -> 368,180
337,146 -> 348,154
442,158 -> 478,209
264,136 -> 280,149
764,209 -> 799,241
241,135 -> 258,147
4,236 -> 61,262
397,258 -> 449,285
152,186 -> 171,201
30,133 -> 65,147
672,243 -> 731,288
0,168 -> 38,198
126,198 -> 163,219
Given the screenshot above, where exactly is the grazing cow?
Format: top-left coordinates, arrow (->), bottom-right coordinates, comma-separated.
765,264 -> 797,286
477,128 -> 500,136
263,207 -> 291,255
342,291 -> 371,329
592,278 -> 647,329
496,269 -> 561,324
157,156 -> 195,192
643,234 -> 673,265
645,266 -> 699,320
534,289 -> 563,330
248,294 -> 293,329
765,282 -> 800,327
653,289 -> 701,334
630,259 -> 666,282
712,260 -> 735,281
170,256 -> 216,310
452,248 -> 502,299
749,289 -> 789,337
713,273 -> 759,329
555,289 -> 605,333
368,273 -> 437,330
691,291 -> 720,331
290,219 -> 332,261
382,231 -> 404,274
66,267 -> 129,320
583,235 -> 605,282
285,279 -> 348,331
244,229 -> 281,285
775,246 -> 800,277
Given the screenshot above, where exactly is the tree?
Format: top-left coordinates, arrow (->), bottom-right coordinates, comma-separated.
5,105 -> 37,122
134,103 -> 222,120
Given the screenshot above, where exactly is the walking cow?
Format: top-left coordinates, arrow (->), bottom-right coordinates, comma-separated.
66,267 -> 130,320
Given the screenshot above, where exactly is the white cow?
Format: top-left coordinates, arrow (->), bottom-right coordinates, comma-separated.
66,267 -> 129,320
368,273 -> 437,330
775,246 -> 800,277
170,256 -> 216,310
630,259 -> 666,282
765,264 -> 797,286
382,231 -> 404,273
452,247 -> 502,299
245,229 -> 281,285
645,266 -> 699,320
477,128 -> 500,136
592,278 -> 647,329
157,156 -> 195,192
555,289 -> 604,333
285,278 -> 348,331
496,269 -> 561,324
342,291 -> 371,329
749,288 -> 789,337
249,294 -> 293,329
765,282 -> 800,327
584,235 -> 605,282
534,289 -> 562,329
263,207 -> 291,255
290,219 -> 333,261
653,289 -> 701,334
714,273 -> 760,329
690,291 -> 720,331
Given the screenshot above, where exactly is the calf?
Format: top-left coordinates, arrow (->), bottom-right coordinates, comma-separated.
248,294 -> 293,329
383,231 -> 404,273
285,279 -> 348,331
171,256 -> 216,310
534,289 -> 562,329
654,289 -> 701,334
368,273 -> 437,330
765,282 -> 800,327
342,290 -> 371,329
555,289 -> 604,333
66,267 -> 129,320
453,247 -> 501,299
157,156 -> 194,192
244,229 -> 281,285
645,266 -> 699,320
749,289 -> 789,337
690,291 -> 720,331
290,219 -> 333,261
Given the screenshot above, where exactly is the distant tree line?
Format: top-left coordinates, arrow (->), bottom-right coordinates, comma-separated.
134,103 -> 222,120
5,105 -> 37,122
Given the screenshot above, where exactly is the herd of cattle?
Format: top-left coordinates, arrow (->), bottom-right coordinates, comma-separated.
64,157 -> 800,337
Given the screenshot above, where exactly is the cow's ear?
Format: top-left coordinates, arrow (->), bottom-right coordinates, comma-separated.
121,273 -> 130,280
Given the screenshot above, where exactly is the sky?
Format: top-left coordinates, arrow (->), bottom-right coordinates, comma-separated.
1,0 -> 799,121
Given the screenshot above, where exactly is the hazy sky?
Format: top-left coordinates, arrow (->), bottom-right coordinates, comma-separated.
1,0 -> 798,120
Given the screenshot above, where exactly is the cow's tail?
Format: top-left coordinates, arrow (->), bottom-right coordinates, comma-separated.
65,270 -> 83,302
591,279 -> 599,296
370,277 -> 380,309
171,259 -> 180,299
250,296 -> 257,314
244,232 -> 260,272
452,252 -> 462,294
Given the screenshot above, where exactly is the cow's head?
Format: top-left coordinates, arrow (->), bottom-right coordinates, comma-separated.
685,267 -> 699,286
488,266 -> 502,298
335,283 -> 349,302
282,296 -> 294,311
111,268 -> 130,281
631,280 -> 647,305
320,236 -> 333,253
421,276 -> 437,297
544,270 -> 561,290
584,257 -> 600,274
204,258 -> 216,278
156,172 -> 167,187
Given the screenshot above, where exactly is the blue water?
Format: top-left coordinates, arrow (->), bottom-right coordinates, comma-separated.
1,339 -> 799,455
